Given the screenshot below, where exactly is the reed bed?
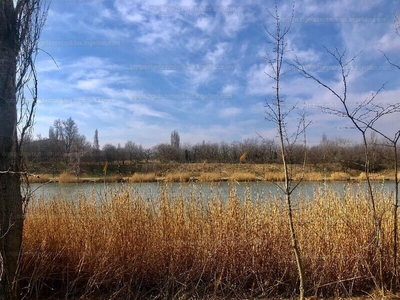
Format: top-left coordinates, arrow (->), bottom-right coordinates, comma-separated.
199,172 -> 222,182
102,175 -> 124,183
301,171 -> 326,181
229,172 -> 257,182
357,172 -> 388,181
165,172 -> 192,182
58,172 -> 80,183
330,171 -> 351,181
129,172 -> 157,182
264,171 -> 285,181
27,174 -> 52,183
21,183 -> 396,299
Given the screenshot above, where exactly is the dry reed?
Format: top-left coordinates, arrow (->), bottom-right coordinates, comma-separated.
358,172 -> 387,181
199,172 -> 221,182
300,171 -> 326,181
129,172 -> 157,182
330,171 -> 351,181
264,171 -> 285,181
20,182 -> 395,299
165,172 -> 191,182
58,172 -> 80,183
229,172 -> 257,181
27,174 -> 51,183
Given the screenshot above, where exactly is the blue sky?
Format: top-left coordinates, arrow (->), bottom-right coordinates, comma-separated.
34,0 -> 400,148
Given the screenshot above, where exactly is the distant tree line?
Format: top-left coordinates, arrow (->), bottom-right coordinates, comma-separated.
21,117 -> 398,175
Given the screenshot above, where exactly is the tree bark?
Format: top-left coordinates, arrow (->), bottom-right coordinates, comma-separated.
0,1 -> 23,299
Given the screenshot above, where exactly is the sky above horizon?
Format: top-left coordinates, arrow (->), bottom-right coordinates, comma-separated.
33,0 -> 400,148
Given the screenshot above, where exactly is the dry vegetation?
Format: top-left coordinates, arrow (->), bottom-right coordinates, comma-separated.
150,163 -> 394,183
264,171 -> 286,181
58,172 -> 80,183
230,172 -> 257,182
129,172 -> 157,182
165,172 -> 192,182
27,174 -> 52,183
20,183 -> 398,299
330,171 -> 351,181
199,172 -> 222,182
48,163 -> 398,183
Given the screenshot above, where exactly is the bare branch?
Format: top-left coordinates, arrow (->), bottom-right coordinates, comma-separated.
381,50 -> 400,70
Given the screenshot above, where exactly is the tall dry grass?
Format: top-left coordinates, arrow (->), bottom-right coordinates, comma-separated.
21,183 -> 395,299
264,171 -> 285,181
129,172 -> 157,183
27,174 -> 52,183
199,172 -> 221,182
165,172 -> 191,182
330,171 -> 351,181
58,172 -> 80,183
229,172 -> 257,182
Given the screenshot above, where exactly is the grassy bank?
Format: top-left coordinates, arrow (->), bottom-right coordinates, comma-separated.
20,183 -> 397,299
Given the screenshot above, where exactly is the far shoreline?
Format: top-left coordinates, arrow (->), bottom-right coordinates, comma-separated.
26,162 -> 398,184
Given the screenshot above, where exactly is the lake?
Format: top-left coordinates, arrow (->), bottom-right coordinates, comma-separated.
28,180 -> 398,203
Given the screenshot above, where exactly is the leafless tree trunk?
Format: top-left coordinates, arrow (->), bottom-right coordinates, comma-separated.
264,2 -> 308,299
294,47 -> 400,295
379,50 -> 400,292
0,1 -> 48,299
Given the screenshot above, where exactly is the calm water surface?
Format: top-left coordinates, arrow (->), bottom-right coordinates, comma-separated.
29,181 -> 398,202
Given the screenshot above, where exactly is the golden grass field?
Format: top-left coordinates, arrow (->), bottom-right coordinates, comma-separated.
20,180 -> 400,299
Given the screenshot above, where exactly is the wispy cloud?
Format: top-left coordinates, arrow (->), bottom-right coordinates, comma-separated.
33,0 -> 400,147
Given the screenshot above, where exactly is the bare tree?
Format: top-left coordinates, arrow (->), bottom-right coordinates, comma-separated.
378,17 -> 400,290
0,0 -> 49,299
264,2 -> 308,299
92,129 -> 101,164
170,130 -> 180,148
294,47 -> 400,294
93,129 -> 100,151
62,117 -> 78,155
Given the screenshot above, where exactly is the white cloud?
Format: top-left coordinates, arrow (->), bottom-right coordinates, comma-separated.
219,107 -> 242,118
205,42 -> 229,64
377,33 -> 400,53
185,37 -> 209,52
223,12 -> 246,37
126,103 -> 171,119
114,1 -> 146,23
76,78 -> 104,91
196,17 -> 215,32
222,84 -> 239,94
246,63 -> 274,95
